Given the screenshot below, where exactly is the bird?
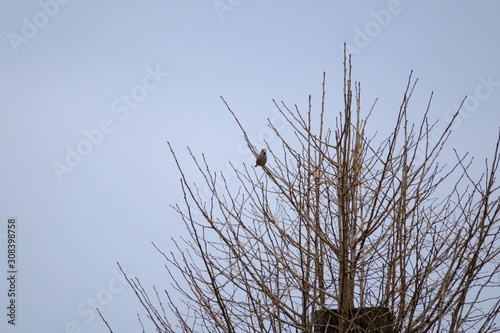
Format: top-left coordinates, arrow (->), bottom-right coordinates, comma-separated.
255,149 -> 267,167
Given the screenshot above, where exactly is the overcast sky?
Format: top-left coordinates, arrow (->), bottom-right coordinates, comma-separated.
1,1 -> 499,332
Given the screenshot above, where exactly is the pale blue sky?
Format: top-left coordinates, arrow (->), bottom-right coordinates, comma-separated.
1,1 -> 499,332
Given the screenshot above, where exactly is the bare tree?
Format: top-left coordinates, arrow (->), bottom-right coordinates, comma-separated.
116,52 -> 500,332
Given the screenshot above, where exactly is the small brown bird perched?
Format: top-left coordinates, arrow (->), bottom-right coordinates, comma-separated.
255,149 -> 267,167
